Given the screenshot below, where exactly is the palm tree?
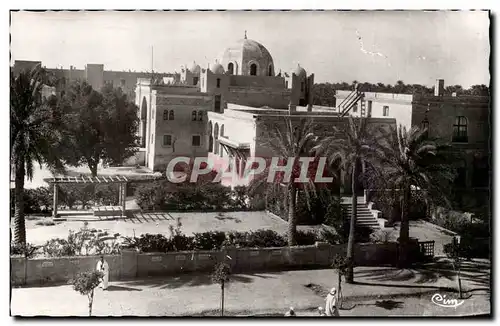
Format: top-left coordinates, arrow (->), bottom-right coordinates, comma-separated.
371,125 -> 457,266
314,116 -> 385,283
251,117 -> 319,246
11,67 -> 65,246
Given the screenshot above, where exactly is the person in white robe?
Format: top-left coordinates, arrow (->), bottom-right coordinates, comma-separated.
96,256 -> 109,290
325,287 -> 340,316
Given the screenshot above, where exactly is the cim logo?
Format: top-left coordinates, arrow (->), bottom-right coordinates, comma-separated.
431,293 -> 465,308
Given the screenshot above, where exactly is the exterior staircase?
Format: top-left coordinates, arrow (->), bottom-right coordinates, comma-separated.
338,87 -> 365,117
341,196 -> 381,229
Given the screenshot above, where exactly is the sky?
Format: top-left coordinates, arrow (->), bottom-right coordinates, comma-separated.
10,10 -> 490,88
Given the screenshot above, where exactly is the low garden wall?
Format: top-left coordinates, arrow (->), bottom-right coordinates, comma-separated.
11,242 -> 399,286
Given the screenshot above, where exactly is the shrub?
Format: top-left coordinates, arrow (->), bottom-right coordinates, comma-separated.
132,233 -> 171,253
10,187 -> 53,215
135,181 -> 252,211
193,231 -> 227,250
295,230 -> 319,246
42,238 -> 76,257
10,242 -> 39,258
40,227 -> 121,257
318,228 -> 342,245
246,230 -> 287,248
135,181 -> 170,210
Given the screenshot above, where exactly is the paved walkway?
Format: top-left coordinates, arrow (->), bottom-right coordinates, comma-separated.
11,259 -> 490,317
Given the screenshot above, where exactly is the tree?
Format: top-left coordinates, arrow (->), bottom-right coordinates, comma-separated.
99,84 -> 140,166
10,67 -> 66,245
58,81 -> 139,176
70,270 -> 104,316
371,125 -> 457,266
314,116 -> 385,282
252,118 -> 320,246
211,262 -> 231,316
331,254 -> 348,308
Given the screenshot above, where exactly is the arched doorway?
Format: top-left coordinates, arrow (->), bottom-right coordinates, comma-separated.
228,63 -> 234,75
250,64 -> 257,76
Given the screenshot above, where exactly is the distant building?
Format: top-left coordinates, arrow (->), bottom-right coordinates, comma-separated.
12,60 -> 177,101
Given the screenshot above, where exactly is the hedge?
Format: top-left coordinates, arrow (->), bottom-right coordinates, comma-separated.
134,181 -> 260,212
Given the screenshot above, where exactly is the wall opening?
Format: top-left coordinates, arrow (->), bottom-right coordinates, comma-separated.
250,64 -> 257,76
228,63 -> 234,75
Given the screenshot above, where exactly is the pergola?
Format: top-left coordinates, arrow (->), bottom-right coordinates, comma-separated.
44,175 -> 129,218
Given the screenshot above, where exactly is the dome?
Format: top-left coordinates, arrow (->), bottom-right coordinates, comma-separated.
293,64 -> 307,78
218,34 -> 275,76
190,62 -> 201,74
210,63 -> 225,75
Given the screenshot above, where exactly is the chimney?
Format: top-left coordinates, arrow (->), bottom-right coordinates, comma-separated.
434,79 -> 444,96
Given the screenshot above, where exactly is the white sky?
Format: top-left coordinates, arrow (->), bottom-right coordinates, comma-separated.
10,10 -> 490,88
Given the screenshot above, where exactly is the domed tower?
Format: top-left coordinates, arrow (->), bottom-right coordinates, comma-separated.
218,32 -> 275,76
286,63 -> 315,110
180,61 -> 201,86
210,61 -> 225,75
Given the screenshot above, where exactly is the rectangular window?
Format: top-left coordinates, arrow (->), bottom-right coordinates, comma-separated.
163,110 -> 168,120
192,135 -> 201,147
163,134 -> 172,146
216,78 -> 221,88
367,101 -> 373,117
214,95 -> 221,113
383,106 -> 389,116
353,103 -> 358,113
151,133 -> 154,144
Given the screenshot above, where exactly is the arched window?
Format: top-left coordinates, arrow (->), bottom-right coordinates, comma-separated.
228,63 -> 234,75
168,110 -> 175,121
268,64 -> 273,76
192,111 -> 197,121
198,111 -> 203,121
250,64 -> 257,76
163,110 -> 168,121
453,116 -> 468,142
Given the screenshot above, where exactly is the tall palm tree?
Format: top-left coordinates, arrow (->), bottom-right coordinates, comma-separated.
371,125 -> 457,266
11,67 -> 65,246
314,116 -> 386,283
251,117 -> 319,246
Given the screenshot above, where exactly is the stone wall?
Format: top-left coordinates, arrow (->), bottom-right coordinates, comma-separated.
11,243 -> 399,286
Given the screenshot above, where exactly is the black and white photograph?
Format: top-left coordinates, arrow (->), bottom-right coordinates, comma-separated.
8,8 -> 492,317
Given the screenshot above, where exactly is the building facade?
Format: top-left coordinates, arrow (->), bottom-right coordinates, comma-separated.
136,35 -> 316,172
335,79 -> 491,210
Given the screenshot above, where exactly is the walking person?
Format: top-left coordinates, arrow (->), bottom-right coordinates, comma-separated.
96,256 -> 110,290
325,287 -> 340,316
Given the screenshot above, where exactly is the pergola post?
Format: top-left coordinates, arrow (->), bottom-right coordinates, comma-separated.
52,183 -> 58,218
